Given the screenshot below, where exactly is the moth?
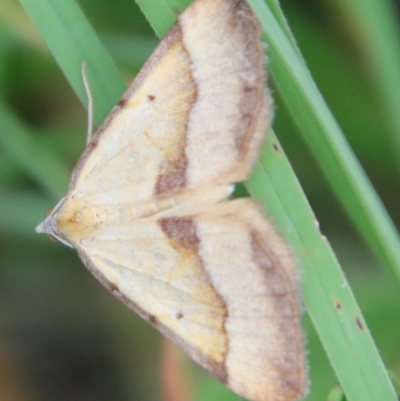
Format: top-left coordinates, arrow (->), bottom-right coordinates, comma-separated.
36,0 -> 308,400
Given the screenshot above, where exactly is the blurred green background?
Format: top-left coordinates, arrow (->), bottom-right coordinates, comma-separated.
1,0 -> 400,400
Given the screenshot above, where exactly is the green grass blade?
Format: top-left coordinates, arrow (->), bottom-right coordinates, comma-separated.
336,0 -> 400,159
248,132 -> 397,401
19,0 -> 126,127
135,0 -> 176,38
0,190 -> 50,236
0,99 -> 69,200
247,0 -> 400,281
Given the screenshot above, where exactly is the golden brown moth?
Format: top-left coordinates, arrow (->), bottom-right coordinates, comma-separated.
36,0 -> 308,400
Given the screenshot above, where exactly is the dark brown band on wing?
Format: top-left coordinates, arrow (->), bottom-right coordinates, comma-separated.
250,230 -> 307,399
154,146 -> 189,195
159,217 -> 199,252
153,24 -> 198,196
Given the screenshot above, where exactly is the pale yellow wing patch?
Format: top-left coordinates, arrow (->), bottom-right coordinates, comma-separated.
70,34 -> 196,204
76,210 -> 229,381
74,198 -> 306,401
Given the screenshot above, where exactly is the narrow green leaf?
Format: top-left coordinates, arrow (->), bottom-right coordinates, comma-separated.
135,0 -> 176,38
248,132 -> 397,401
19,0 -> 126,127
336,0 -> 400,160
0,190 -> 51,236
0,100 -> 69,200
247,0 -> 400,282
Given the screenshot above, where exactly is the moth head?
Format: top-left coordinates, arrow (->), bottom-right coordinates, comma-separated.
35,197 -> 74,247
36,197 -> 99,247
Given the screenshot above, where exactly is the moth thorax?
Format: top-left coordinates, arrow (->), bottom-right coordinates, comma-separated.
75,206 -> 119,226
57,204 -> 115,239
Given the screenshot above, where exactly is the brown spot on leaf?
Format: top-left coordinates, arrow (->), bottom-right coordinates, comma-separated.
355,317 -> 364,331
273,143 -> 279,152
148,94 -> 156,101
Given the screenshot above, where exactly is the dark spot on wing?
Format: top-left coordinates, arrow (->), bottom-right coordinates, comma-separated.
117,98 -> 127,108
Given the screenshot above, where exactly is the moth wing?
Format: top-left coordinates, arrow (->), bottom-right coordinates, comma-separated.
75,198 -> 307,401
69,0 -> 270,204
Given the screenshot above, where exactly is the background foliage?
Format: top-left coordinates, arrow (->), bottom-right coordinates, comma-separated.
1,0 -> 400,400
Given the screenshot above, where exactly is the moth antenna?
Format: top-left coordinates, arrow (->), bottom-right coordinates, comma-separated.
81,61 -> 94,143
